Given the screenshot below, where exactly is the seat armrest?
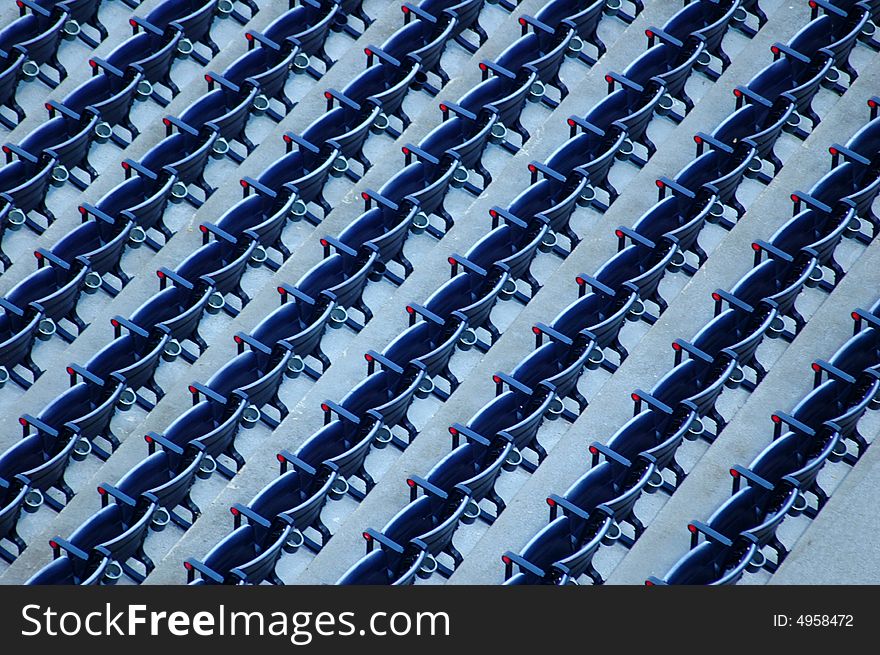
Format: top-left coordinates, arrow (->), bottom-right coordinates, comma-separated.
277,449 -> 317,476
144,431 -> 185,456
97,483 -> 137,509
589,441 -> 633,468
449,422 -> 490,449
439,100 -> 477,122
365,349 -> 404,376
184,558 -> 224,584
492,370 -> 534,397
406,474 -> 449,502
687,519 -> 733,549
188,381 -> 228,406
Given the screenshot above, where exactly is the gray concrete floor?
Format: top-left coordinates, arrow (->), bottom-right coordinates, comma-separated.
0,0 -> 878,586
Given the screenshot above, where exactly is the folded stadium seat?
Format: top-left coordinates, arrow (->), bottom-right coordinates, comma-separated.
0,0 -> 68,88
0,154 -> 56,235
539,290 -> 633,378
502,513 -> 612,585
418,112 -> 498,194
336,544 -> 426,585
463,215 -> 550,301
0,297 -> 43,387
416,0 -> 486,54
412,435 -> 513,521
381,313 -> 467,398
734,46 -> 833,140
292,245 -> 379,332
50,215 -> 133,297
79,328 -> 170,407
658,143 -> 756,223
168,84 -> 259,164
533,0 -> 606,65
817,314 -> 880,383
322,364 -> 426,448
720,250 -> 818,340
364,155 -> 458,234
111,440 -> 207,529
646,538 -> 757,585
773,371 -> 880,457
337,203 -> 418,285
764,205 -> 856,289
238,464 -> 339,551
362,493 -> 470,579
185,518 -> 293,584
737,426 -> 844,517
7,112 -> 99,191
128,270 -> 212,361
253,0 -> 339,75
297,103 -> 381,180
0,51 -> 26,129
6,255 -> 89,342
0,425 -> 78,513
131,0 -> 222,66
451,385 -> 556,470
537,125 -> 627,215
586,235 -> 680,322
194,347 -> 292,429
418,263 -> 510,348
838,107 -> 880,162
32,0 -> 107,48
628,194 -> 714,274
554,456 -> 659,547
219,46 -> 296,123
482,14 -> 573,107
92,30 -> 183,107
492,177 -> 585,257
245,136 -> 338,224
29,379 -> 125,462
677,301 -> 778,388
379,8 -> 457,94
452,69 -> 537,149
632,356 -> 738,439
785,1 -> 869,93
148,395 -> 248,478
603,408 -> 697,490
0,476 -> 29,562
210,194 -> 294,271
507,331 -> 603,419
330,61 -> 421,139
654,0 -> 741,79
25,546 -> 111,584
47,499 -> 156,582
293,413 -> 382,499
245,289 -> 336,379
689,483 -> 801,573
576,83 -> 665,167
80,174 -> 177,251
127,131 -> 218,206
174,231 -> 255,314
612,36 -> 705,122
792,162 -> 880,238
703,101 -> 795,183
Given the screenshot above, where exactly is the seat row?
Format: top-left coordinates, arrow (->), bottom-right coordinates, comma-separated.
498,96 -> 880,585
176,0 -> 788,585
0,0 -> 385,582
647,297 -> 880,584
6,0 -> 570,585
333,0 -> 869,585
